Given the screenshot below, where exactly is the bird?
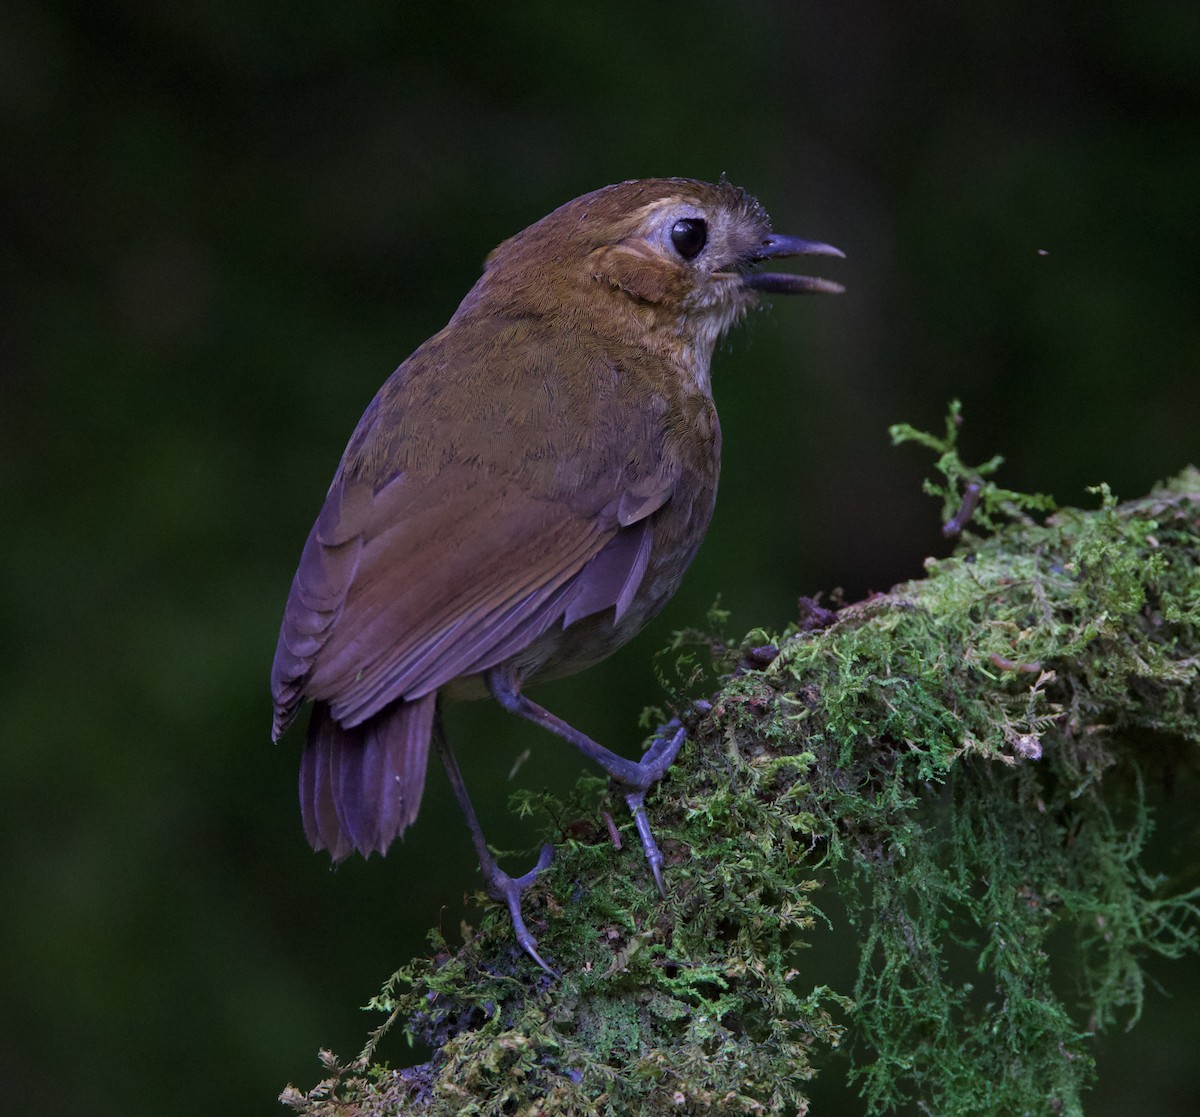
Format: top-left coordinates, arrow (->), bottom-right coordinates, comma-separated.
270,177 -> 843,973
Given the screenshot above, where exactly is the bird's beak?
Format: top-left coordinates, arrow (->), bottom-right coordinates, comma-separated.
741,233 -> 845,295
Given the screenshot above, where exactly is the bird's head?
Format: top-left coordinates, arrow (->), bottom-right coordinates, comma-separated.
463,178 -> 843,363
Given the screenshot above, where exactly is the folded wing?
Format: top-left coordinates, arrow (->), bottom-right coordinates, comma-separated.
271,455 -> 676,738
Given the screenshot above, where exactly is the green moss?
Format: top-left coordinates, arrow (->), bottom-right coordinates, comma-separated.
282,412 -> 1200,1116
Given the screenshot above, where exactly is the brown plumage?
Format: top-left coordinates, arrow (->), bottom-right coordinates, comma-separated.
271,178 -> 842,969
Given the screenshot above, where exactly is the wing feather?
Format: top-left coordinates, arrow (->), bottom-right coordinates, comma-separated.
272,463 -> 666,733
271,360 -> 684,738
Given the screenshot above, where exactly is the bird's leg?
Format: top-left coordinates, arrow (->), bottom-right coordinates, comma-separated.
486,667 -> 685,897
432,710 -> 556,976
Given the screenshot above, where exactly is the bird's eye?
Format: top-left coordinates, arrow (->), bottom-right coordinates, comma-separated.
670,218 -> 708,260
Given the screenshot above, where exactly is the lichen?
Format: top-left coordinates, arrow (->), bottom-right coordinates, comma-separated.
282,411 -> 1200,1116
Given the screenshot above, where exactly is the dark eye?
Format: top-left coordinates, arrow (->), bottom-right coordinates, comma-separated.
670,218 -> 708,260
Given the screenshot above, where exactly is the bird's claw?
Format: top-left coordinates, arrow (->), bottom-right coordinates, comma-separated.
636,719 -> 685,785
624,789 -> 667,897
484,843 -> 557,976
621,720 -> 685,897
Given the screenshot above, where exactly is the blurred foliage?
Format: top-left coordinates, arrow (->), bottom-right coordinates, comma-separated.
2,2 -> 1198,1115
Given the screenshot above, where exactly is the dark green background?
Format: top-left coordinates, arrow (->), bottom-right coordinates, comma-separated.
4,2 -> 1197,1113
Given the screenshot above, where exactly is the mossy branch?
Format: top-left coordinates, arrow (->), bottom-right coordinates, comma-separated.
281,418 -> 1200,1116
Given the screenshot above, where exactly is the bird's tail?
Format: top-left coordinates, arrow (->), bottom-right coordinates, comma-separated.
299,694 -> 436,860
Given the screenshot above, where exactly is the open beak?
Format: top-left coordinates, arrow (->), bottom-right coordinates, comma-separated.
742,233 -> 845,295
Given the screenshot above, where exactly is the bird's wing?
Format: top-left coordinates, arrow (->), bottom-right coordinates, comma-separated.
270,455 -> 676,736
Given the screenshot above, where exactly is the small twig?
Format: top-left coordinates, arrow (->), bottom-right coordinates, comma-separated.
944,481 -> 983,537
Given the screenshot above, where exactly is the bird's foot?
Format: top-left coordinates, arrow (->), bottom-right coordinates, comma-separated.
620,720 -> 685,897
482,842 -> 557,976
484,667 -> 687,901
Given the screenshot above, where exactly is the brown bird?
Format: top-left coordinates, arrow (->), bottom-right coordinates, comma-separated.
271,177 -> 842,972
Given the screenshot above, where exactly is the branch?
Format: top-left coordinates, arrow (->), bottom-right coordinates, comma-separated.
282,462 -> 1200,1117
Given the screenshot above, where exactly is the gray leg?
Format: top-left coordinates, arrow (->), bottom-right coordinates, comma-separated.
486,667 -> 685,896
432,711 -> 556,976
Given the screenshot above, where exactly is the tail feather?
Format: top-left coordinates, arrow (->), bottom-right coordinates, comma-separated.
300,694 -> 436,860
